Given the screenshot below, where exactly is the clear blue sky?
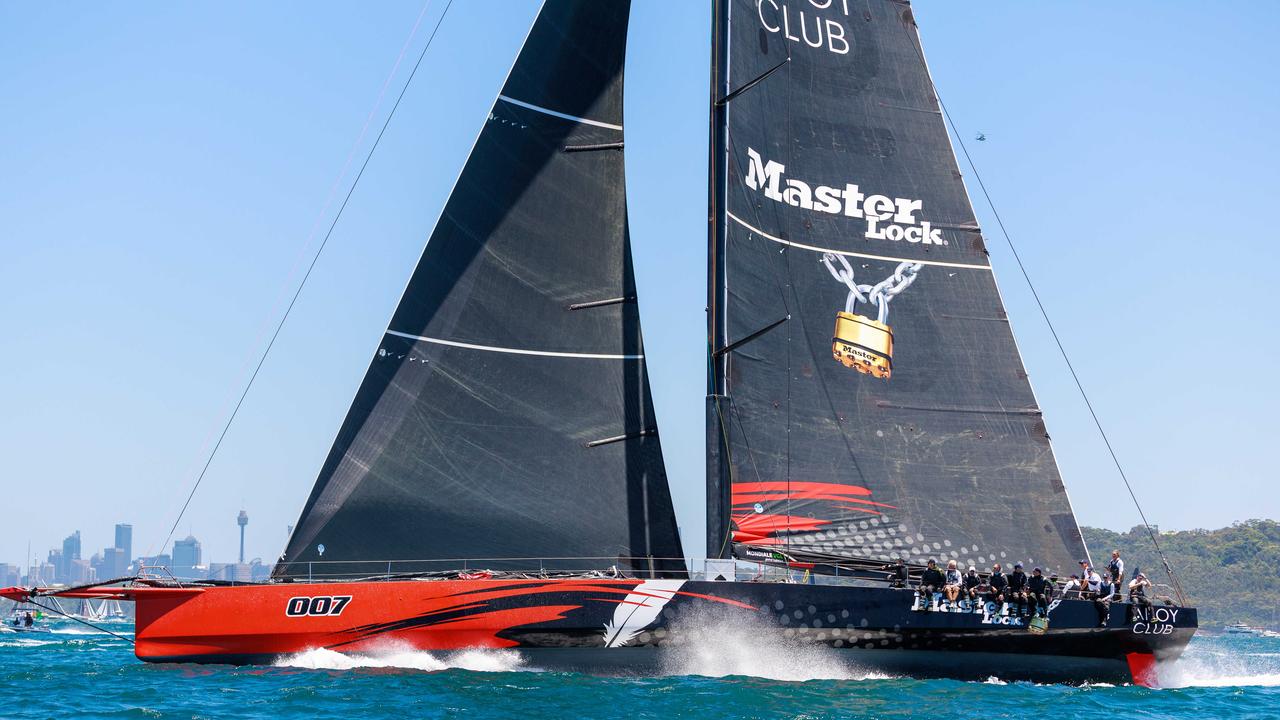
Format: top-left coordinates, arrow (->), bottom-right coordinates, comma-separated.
2,1 -> 1276,569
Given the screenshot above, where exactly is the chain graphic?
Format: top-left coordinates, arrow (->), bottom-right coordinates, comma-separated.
819,254 -> 923,380
820,254 -> 922,324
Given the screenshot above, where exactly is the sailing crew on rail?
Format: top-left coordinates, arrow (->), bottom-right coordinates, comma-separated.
987,563 -> 1008,605
1062,574 -> 1082,597
917,559 -> 945,611
1128,571 -> 1153,608
1028,567 -> 1052,618
1008,562 -> 1029,617
883,558 -> 909,589
1108,551 -> 1125,600
1084,565 -> 1103,596
963,566 -> 981,606
1089,571 -> 1113,627
942,560 -> 963,608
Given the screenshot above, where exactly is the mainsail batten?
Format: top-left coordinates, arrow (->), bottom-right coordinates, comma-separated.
277,0 -> 684,579
708,0 -> 1088,574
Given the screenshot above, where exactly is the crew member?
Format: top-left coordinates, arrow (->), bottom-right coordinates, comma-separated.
1084,565 -> 1103,598
918,559 -> 945,611
963,566 -> 982,607
1062,574 -> 1081,597
1027,567 -> 1052,618
882,558 -> 909,589
23,612 -> 33,628
943,560 -> 963,608
1128,572 -> 1152,608
987,563 -> 1007,605
1086,568 -> 1111,627
1008,562 -> 1029,616
1108,550 -> 1125,601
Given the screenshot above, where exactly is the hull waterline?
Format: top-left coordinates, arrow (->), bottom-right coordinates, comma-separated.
6,578 -> 1194,686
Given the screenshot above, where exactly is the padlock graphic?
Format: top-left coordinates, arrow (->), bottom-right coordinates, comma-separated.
821,254 -> 921,381
832,311 -> 893,379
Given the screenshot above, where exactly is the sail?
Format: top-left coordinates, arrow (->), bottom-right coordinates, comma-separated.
707,0 -> 1088,574
276,0 -> 685,580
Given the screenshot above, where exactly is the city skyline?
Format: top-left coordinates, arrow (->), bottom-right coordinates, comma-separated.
9,511 -> 278,585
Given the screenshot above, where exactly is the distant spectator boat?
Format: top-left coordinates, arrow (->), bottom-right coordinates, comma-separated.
1,606 -> 49,634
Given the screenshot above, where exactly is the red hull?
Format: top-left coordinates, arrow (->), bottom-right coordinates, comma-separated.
125,578 -> 682,660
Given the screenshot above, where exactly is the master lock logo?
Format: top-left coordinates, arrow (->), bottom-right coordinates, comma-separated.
744,147 -> 947,247
821,255 -> 922,379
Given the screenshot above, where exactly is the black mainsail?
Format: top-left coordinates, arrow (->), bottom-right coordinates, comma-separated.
707,0 -> 1088,574
277,0 -> 684,579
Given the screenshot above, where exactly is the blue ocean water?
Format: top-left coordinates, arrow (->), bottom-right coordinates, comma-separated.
1,622 -> 1276,720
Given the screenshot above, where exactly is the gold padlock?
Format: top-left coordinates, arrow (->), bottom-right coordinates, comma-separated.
832,311 -> 893,379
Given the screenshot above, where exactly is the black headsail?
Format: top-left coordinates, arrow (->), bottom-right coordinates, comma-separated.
707,0 -> 1088,575
276,0 -> 685,580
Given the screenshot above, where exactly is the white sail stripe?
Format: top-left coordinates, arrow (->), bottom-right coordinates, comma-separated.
385,330 -> 643,360
497,95 -> 623,130
726,211 -> 993,271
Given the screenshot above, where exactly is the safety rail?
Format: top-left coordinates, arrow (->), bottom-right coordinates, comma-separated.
119,557 -> 1185,608
133,557 -> 885,586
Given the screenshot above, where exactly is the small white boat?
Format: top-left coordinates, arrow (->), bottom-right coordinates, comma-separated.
1225,622 -> 1261,635
1,608 -> 49,634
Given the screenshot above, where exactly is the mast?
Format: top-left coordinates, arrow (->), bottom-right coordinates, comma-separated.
705,0 -> 732,559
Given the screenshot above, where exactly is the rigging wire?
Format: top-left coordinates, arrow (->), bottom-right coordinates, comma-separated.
158,0 -> 456,556
901,25 -> 1187,605
23,598 -> 136,644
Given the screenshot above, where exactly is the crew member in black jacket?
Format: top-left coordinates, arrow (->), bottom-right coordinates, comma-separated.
986,563 -> 1008,605
917,559 -> 945,611
881,557 -> 909,589
1027,567 -> 1052,618
962,565 -> 982,607
1008,562 -> 1029,617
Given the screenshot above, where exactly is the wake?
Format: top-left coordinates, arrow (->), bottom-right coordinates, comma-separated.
1160,642 -> 1280,688
274,643 -> 526,673
658,606 -> 894,682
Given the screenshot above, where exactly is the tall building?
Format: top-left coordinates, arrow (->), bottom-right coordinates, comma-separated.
114,523 -> 133,571
172,536 -> 202,578
68,558 -> 92,585
27,561 -> 56,585
60,531 -> 81,583
46,549 -> 63,584
137,553 -> 171,572
237,510 -> 248,564
102,547 -> 126,578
